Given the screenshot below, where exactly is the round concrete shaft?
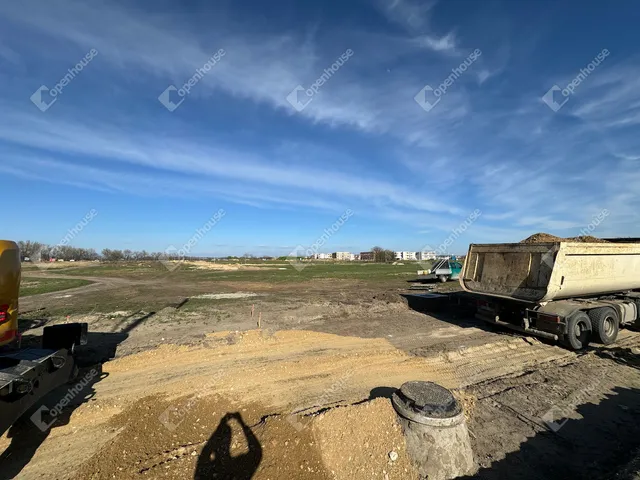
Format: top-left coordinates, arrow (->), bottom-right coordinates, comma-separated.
392,381 -> 475,480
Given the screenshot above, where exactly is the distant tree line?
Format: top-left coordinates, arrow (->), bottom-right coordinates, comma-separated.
16,241 -> 277,262
17,241 -> 169,262
17,240 -> 99,262
17,240 -> 397,263
100,249 -> 167,261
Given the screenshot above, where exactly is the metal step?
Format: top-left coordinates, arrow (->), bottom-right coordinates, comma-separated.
0,348 -> 76,436
0,349 -> 68,397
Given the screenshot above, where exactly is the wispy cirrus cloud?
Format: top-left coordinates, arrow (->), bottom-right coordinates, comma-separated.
0,0 -> 474,145
0,103 -> 463,216
2,0 -> 640,251
373,0 -> 457,54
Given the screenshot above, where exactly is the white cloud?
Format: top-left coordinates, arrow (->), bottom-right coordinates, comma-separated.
0,106 -> 463,216
373,0 -> 458,55
413,32 -> 457,53
2,0 -> 639,242
0,0 -> 473,147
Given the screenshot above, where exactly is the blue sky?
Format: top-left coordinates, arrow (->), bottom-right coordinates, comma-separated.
1,0 -> 639,256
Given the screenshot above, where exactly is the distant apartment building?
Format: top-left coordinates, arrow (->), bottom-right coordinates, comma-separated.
417,251 -> 437,261
360,251 -> 375,261
395,251 -> 417,261
332,252 -> 352,261
313,253 -> 332,260
349,253 -> 357,261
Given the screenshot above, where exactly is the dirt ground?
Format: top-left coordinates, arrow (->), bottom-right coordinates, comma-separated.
4,268 -> 640,479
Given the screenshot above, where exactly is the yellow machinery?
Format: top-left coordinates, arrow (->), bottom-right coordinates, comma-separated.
0,240 -> 21,346
0,240 -> 87,435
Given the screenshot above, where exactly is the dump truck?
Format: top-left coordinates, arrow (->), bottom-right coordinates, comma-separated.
460,241 -> 640,350
0,240 -> 87,435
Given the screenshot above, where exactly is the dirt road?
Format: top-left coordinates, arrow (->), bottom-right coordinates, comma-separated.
20,272 -> 145,307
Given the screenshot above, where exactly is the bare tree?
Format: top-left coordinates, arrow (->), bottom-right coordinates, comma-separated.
17,241 -> 44,260
371,246 -> 386,263
101,249 -> 124,261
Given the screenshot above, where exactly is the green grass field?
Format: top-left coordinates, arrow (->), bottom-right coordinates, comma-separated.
21,260 -> 433,283
20,277 -> 94,297
18,260 -> 440,317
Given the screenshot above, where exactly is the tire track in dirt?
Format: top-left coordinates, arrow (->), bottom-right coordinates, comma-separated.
2,329 -> 576,479
92,330 -> 573,409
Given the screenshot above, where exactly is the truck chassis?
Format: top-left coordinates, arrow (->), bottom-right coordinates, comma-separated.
0,323 -> 87,436
414,291 -> 640,350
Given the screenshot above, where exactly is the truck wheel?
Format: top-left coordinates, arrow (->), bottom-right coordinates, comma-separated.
438,275 -> 448,283
563,312 -> 592,350
588,307 -> 619,345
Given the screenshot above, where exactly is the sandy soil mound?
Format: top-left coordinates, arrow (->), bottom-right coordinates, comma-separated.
70,394 -> 416,480
521,232 -> 609,244
313,399 -> 417,480
2,330 -> 571,479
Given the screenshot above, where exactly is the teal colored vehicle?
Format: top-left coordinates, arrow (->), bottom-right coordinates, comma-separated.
418,257 -> 463,282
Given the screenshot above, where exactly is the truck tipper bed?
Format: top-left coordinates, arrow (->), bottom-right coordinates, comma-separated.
459,242 -> 640,349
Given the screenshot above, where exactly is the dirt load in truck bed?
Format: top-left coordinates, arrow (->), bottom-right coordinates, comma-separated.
520,232 -> 609,244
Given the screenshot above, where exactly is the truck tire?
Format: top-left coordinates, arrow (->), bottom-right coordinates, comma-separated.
439,275 -> 448,283
588,307 -> 619,345
563,312 -> 592,350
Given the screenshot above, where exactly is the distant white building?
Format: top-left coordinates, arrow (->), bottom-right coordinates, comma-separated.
349,253 -> 357,261
313,253 -> 332,260
417,250 -> 437,261
395,251 -> 417,261
332,251 -> 352,261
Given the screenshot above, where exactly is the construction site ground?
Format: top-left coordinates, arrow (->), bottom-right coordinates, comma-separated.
3,261 -> 640,480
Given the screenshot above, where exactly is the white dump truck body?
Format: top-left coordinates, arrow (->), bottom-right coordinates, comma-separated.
460,242 -> 640,303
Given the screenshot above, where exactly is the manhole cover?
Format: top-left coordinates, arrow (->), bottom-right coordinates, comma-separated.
392,381 -> 461,420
